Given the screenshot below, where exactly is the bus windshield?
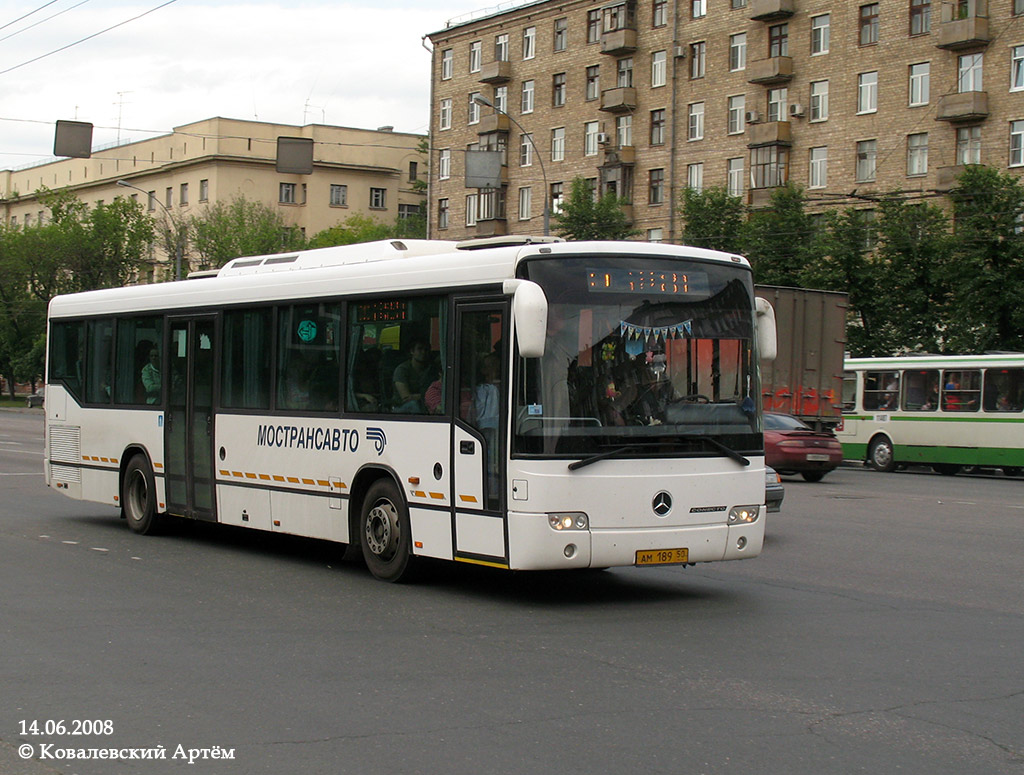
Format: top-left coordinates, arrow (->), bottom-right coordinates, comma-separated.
514,255 -> 762,458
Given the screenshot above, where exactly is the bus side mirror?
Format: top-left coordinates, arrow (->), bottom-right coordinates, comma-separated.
755,297 -> 777,362
504,280 -> 547,358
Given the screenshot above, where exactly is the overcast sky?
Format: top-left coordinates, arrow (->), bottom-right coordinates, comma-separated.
0,0 -> 502,170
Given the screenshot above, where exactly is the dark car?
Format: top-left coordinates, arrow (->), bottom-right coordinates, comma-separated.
765,466 -> 784,512
26,389 -> 44,408
764,412 -> 843,482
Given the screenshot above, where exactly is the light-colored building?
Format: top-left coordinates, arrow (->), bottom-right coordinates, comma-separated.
426,0 -> 1024,242
0,117 -> 426,279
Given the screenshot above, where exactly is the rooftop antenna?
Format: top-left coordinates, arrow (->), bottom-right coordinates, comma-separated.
115,91 -> 132,143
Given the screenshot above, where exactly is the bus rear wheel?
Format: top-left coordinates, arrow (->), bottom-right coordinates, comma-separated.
932,463 -> 961,476
868,437 -> 896,473
360,479 -> 415,582
122,454 -> 161,535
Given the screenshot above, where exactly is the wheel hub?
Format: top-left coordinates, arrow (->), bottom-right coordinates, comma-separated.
365,500 -> 399,558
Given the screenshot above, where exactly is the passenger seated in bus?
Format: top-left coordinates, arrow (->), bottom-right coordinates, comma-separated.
392,337 -> 437,413
140,342 -> 161,404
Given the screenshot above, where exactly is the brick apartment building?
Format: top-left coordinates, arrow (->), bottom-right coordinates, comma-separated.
426,0 -> 1024,242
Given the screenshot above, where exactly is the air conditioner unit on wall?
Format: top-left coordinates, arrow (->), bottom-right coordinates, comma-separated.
789,103 -> 805,118
745,110 -> 761,124
597,132 -> 611,144
674,45 -> 687,58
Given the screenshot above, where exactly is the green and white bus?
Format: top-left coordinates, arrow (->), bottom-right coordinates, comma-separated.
838,354 -> 1024,476
44,237 -> 777,581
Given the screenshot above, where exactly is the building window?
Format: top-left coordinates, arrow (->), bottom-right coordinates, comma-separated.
728,94 -> 746,134
439,98 -> 452,130
495,33 -> 509,62
750,145 -> 788,189
586,65 -> 600,100
165,187 -> 173,208
147,191 -> 156,211
652,50 -> 667,87
647,228 -> 664,243
550,182 -> 564,214
769,23 -> 788,57
469,41 -> 482,73
653,0 -> 668,27
808,146 -> 828,188
199,179 -> 209,201
909,63 -> 930,105
554,17 -> 567,51
438,149 -> 451,180
959,53 -> 983,92
690,42 -> 706,79
330,184 -> 347,206
727,157 -> 744,197
520,133 -> 533,167
521,80 -> 534,114
688,102 -> 704,140
616,115 -> 632,146
466,194 -> 478,226
584,121 -> 600,156
493,85 -> 507,113
468,92 -> 481,124
523,26 -> 535,60
907,133 -> 929,175
858,71 -> 878,114
518,186 -> 532,220
441,48 -> 453,80
369,188 -> 386,209
910,0 -> 930,35
649,168 -> 665,204
438,198 -> 449,229
730,33 -> 747,71
551,127 -> 565,161
1016,0 -> 1024,15
811,14 -> 830,54
478,188 -> 506,221
617,57 -> 633,88
408,162 -> 418,182
1010,121 -> 1024,166
732,0 -> 747,7
650,109 -> 666,145
686,162 -> 704,192
552,72 -> 566,106
692,0 -> 706,19
957,126 -> 982,164
179,182 -> 188,206
279,183 -> 296,204
810,80 -> 829,121
587,10 -> 601,43
856,139 -> 877,182
860,4 -> 880,45
1012,46 -> 1024,91
767,87 -> 788,122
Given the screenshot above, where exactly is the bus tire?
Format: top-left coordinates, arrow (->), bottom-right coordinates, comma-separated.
932,463 -> 961,476
122,454 -> 161,535
868,436 -> 896,473
360,478 -> 415,583
801,471 -> 826,482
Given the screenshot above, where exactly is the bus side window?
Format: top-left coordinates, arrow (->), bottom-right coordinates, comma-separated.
983,368 -> 1024,412
863,370 -> 899,411
942,370 -> 980,412
841,372 -> 857,412
902,369 -> 938,412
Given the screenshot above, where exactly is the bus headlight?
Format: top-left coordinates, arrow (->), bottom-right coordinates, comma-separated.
728,505 -> 760,524
549,512 -> 589,531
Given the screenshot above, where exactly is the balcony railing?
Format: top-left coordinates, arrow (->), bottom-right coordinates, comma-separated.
936,91 -> 989,121
601,29 -> 638,55
747,56 -> 794,85
600,87 -> 638,113
748,0 -> 795,22
747,121 -> 792,148
478,61 -> 512,84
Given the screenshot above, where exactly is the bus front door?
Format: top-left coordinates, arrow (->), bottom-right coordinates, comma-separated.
165,317 -> 216,521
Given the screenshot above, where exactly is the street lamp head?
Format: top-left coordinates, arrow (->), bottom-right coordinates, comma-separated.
116,179 -> 131,188
473,94 -> 495,108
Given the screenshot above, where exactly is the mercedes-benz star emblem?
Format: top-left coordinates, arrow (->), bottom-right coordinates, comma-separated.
652,491 -> 673,517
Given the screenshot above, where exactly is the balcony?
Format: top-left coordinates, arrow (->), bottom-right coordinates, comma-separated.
937,0 -> 990,50
747,56 -> 794,86
748,188 -> 780,208
935,165 -> 965,191
601,28 -> 638,55
475,218 -> 507,237
747,121 -> 792,148
477,113 -> 510,134
600,87 -> 637,113
602,145 -> 636,165
478,60 -> 511,84
748,0 -> 795,22
936,91 -> 989,122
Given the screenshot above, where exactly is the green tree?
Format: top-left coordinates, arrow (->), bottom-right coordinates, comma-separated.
679,186 -> 744,252
553,177 -> 639,241
945,166 -> 1024,352
740,183 -> 818,286
306,213 -> 394,248
189,195 -> 304,269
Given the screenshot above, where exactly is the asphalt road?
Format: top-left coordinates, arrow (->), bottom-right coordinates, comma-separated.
1,409 -> 1022,775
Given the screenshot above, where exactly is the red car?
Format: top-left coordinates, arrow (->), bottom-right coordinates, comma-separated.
764,412 -> 843,482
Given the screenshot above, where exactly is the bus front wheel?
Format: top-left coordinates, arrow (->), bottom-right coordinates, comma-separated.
868,437 -> 896,473
122,454 -> 161,535
360,479 -> 415,582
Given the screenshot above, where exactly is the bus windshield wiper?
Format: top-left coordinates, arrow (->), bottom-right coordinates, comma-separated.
568,444 -> 648,471
681,433 -> 750,466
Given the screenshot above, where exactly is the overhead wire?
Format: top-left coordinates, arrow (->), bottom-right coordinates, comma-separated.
0,0 -> 93,45
0,0 -> 62,33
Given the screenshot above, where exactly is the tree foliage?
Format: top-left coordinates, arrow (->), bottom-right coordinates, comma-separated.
740,183 -> 820,286
189,196 -> 304,270
679,186 -> 745,253
553,177 -> 639,241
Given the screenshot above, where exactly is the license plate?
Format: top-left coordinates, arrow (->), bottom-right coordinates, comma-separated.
806,453 -> 830,461
635,548 -> 689,566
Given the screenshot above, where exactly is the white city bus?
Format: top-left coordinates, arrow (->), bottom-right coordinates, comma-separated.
838,354 -> 1024,476
44,237 -> 776,581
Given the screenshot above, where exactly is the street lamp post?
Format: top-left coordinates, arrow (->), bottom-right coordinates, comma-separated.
472,95 -> 550,236
116,179 -> 184,281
